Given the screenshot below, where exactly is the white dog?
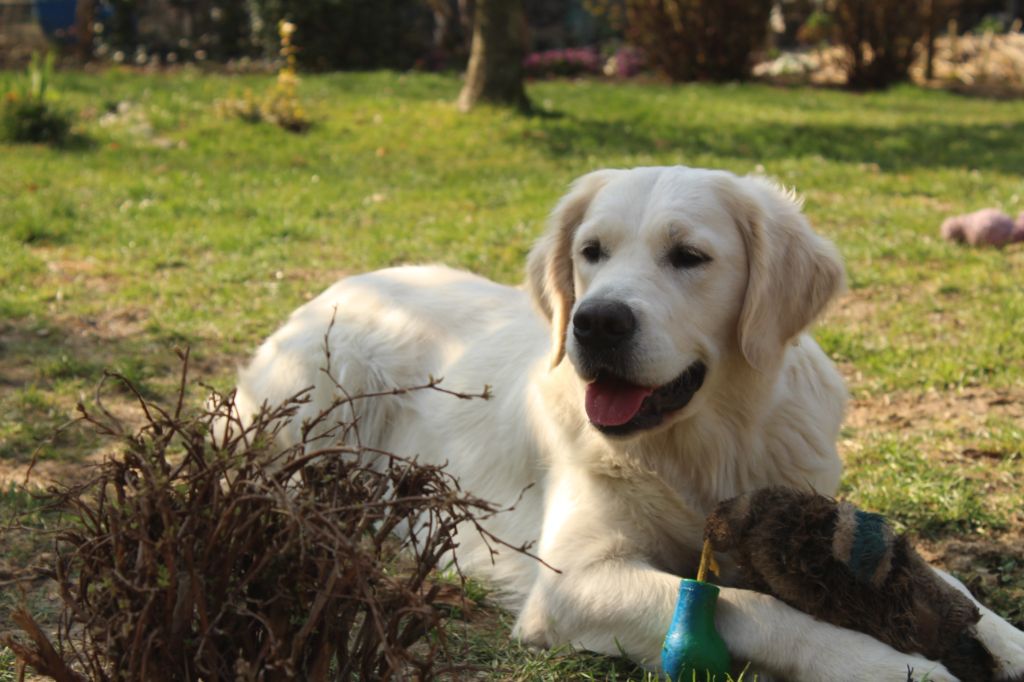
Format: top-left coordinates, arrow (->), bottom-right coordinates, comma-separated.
233,167 -> 1024,681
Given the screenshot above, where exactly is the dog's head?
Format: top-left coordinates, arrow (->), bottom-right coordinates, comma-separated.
527,166 -> 844,437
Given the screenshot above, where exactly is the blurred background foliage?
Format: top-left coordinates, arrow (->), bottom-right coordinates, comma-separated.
3,0 -> 1024,89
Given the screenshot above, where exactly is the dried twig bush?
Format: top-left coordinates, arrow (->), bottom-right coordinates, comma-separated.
2,348 -> 531,681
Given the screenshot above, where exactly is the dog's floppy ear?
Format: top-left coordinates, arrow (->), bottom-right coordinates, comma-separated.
720,175 -> 845,371
527,170 -> 620,368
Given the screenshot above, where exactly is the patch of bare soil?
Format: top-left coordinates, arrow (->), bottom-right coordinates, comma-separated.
43,254 -> 122,297
60,307 -> 150,341
0,331 -> 37,390
0,450 -> 99,489
826,286 -> 1023,449
1,302 -> 170,488
0,307 -> 147,388
918,535 -> 1024,629
0,397 -> 144,488
841,383 -> 1024,524
920,534 -> 1024,578
843,385 -> 1024,442
824,288 -> 882,329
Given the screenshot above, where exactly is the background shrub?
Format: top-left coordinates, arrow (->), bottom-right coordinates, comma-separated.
249,0 -> 434,70
796,8 -> 836,47
1,52 -> 73,145
833,0 -> 929,89
589,0 -> 772,81
1,99 -> 71,144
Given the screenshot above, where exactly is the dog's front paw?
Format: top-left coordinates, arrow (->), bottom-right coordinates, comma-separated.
989,628 -> 1024,682
977,611 -> 1024,681
511,590 -> 554,649
995,645 -> 1024,682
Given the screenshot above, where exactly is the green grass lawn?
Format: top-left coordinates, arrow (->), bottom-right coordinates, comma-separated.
2,68 -> 1023,678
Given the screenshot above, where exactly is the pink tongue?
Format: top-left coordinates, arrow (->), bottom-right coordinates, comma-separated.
585,378 -> 653,426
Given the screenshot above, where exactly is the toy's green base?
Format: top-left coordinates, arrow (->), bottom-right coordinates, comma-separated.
661,579 -> 731,681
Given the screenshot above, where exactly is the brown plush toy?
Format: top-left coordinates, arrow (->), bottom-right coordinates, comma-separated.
705,487 -> 995,682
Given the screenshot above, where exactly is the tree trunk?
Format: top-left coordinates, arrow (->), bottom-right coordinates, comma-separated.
457,0 -> 530,112
74,0 -> 97,62
925,0 -> 936,81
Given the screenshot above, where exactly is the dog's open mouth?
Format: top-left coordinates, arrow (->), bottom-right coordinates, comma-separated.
585,361 -> 706,436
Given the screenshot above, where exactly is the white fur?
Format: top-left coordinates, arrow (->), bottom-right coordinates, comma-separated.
234,167 -> 1023,681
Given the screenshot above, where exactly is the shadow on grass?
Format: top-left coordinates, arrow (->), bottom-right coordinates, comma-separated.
0,314 -> 214,465
2,131 -> 95,152
54,131 -> 98,152
522,114 -> 1024,173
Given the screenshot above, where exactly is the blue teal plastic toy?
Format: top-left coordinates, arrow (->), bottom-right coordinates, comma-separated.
661,540 -> 731,682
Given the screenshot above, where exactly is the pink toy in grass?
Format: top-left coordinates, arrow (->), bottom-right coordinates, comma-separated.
1014,212 -> 1024,243
940,208 -> 1015,247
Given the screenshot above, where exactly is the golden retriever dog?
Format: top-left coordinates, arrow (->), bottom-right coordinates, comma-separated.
233,167 -> 1024,681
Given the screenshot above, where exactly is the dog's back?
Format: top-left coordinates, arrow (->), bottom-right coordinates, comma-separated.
233,264 -> 551,597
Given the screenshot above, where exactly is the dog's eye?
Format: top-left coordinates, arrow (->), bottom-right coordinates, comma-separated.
668,245 -> 711,269
580,241 -> 604,264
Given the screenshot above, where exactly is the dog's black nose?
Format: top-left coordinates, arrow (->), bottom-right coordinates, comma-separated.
573,300 -> 636,349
